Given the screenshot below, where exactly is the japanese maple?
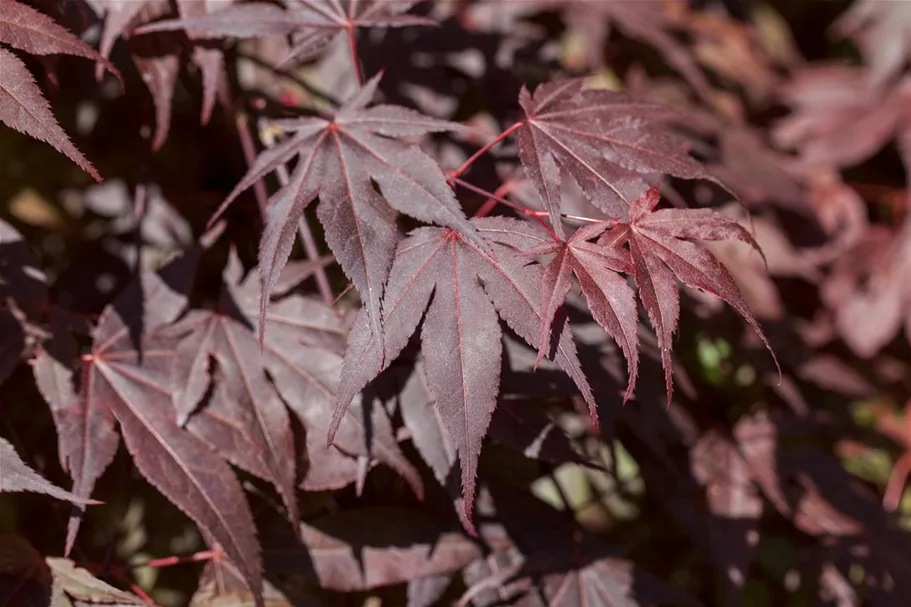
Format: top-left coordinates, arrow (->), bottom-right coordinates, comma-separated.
2,1 -> 911,607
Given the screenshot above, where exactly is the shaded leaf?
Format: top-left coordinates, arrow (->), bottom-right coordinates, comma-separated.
68,252 -> 264,604
261,508 -> 480,592
332,218 -> 595,528
0,437 -> 98,505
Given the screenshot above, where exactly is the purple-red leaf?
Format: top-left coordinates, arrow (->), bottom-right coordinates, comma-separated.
0,437 -> 98,505
332,218 -> 596,529
0,0 -> 118,77
528,223 -> 639,400
261,507 -> 480,592
170,304 -> 300,533
517,78 -> 706,221
0,48 -> 100,181
612,186 -> 775,406
217,74 -> 479,352
136,0 -> 436,65
66,253 -> 264,605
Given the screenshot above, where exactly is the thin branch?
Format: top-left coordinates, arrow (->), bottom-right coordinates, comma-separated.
452,177 -> 558,240
448,121 -> 524,181
235,113 -> 269,218
347,25 -> 365,86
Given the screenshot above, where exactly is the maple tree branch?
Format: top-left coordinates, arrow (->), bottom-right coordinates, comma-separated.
451,177 -> 558,240
78,550 -> 220,577
346,25 -> 365,86
474,178 -> 519,218
112,571 -> 159,606
235,113 -> 269,218
448,121 -> 524,181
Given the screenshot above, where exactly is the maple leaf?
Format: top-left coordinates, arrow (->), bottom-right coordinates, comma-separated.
524,222 -> 639,400
169,304 -> 301,534
260,507 -> 480,592
0,535 -> 146,607
331,217 -> 595,530
608,186 -> 774,406
172,254 -> 422,504
211,73 -> 483,352
86,0 -> 232,150
517,78 -> 709,234
691,429 -> 763,606
46,557 -> 145,606
0,437 -> 98,505
39,251 -> 264,605
398,361 -> 587,499
136,0 -> 436,67
0,0 -> 120,180
773,65 -> 908,170
464,483 -> 697,607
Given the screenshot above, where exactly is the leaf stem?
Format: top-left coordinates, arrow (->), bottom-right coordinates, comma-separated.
474,179 -> 519,218
235,113 -> 269,218
346,25 -> 364,86
452,177 -> 558,240
448,121 -> 524,181
78,550 -> 220,576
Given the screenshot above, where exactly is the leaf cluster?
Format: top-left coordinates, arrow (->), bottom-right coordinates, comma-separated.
2,1 -> 911,607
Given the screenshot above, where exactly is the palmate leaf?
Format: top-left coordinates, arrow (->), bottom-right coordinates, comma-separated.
524,222 -> 639,400
171,255 -> 422,504
610,186 -> 775,406
465,484 -> 697,607
38,251 -> 264,605
260,507 -> 480,592
331,217 -> 595,531
86,0 -> 232,149
169,303 -> 300,535
211,74 -> 483,353
0,0 -> 120,180
137,0 -> 435,66
517,78 -> 708,232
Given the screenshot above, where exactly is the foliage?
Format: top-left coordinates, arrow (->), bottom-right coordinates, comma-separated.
2,0 -> 911,606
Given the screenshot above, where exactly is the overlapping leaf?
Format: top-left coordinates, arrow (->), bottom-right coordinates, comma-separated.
517,78 -> 708,232
0,0 -> 118,179
41,252 -> 264,605
260,507 -> 480,592
86,0 -> 232,150
212,74 -> 482,351
607,186 -> 774,406
464,483 -> 697,607
172,255 -> 422,503
331,217 -> 595,529
0,536 -> 145,607
691,430 -> 763,606
137,0 -> 434,66
525,222 -> 639,399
